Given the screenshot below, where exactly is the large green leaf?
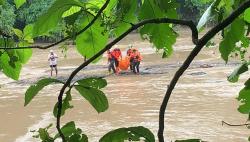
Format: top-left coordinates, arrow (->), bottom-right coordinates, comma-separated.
138,0 -> 177,57
14,0 -> 26,9
74,85 -> 108,113
0,52 -> 21,80
219,18 -> 245,62
237,78 -> 250,114
228,62 -> 249,83
77,77 -> 107,89
53,91 -> 73,117
99,126 -> 155,142
24,78 -> 64,106
33,0 -> 84,36
76,13 -> 108,60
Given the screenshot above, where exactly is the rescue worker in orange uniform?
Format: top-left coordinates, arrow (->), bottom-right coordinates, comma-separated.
109,48 -> 122,74
126,45 -> 133,71
131,49 -> 142,74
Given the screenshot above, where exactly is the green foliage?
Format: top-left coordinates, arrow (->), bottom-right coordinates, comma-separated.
77,77 -> 107,89
14,0 -> 26,9
219,18 -> 246,62
76,13 -> 108,60
33,124 -> 54,142
53,90 -> 73,117
74,85 -> 108,113
54,121 -> 88,142
0,2 -> 15,35
138,0 -> 177,57
99,126 -> 155,142
237,78 -> 250,114
228,62 -> 249,83
0,51 -> 21,80
24,78 -> 64,106
33,0 -> 84,36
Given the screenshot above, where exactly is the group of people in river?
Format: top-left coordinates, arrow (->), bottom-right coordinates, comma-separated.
107,44 -> 142,75
47,45 -> 142,77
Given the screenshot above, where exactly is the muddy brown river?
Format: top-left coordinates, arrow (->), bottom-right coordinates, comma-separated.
0,31 -> 249,142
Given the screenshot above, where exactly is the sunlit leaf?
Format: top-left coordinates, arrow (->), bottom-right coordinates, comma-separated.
100,126 -> 155,142
62,6 -> 81,18
74,85 -> 108,113
13,28 -> 23,38
197,0 -> 221,31
24,78 -> 64,106
14,0 -> 26,9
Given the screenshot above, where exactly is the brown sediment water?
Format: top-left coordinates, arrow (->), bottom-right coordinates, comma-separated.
0,31 -> 249,142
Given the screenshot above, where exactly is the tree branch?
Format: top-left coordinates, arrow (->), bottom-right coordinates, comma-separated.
222,121 -> 250,127
55,0 -> 110,141
158,1 -> 250,142
55,18 -> 198,141
0,0 -> 111,50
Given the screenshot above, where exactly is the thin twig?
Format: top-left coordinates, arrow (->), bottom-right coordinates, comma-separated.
222,121 -> 250,127
158,1 -> 250,142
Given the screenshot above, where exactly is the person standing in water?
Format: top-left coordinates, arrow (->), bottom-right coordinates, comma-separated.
131,49 -> 142,74
48,50 -> 58,77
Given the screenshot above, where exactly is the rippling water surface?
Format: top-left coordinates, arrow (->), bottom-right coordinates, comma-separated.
0,32 -> 249,142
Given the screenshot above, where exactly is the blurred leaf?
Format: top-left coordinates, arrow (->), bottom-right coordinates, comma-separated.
0,52 -> 21,80
113,0 -> 138,37
197,0 -> 221,31
23,24 -> 34,43
53,90 -> 73,117
76,13 -> 108,61
138,0 -> 177,57
237,78 -> 250,114
100,126 -> 155,142
14,0 -> 26,9
13,28 -> 23,38
24,78 -> 64,106
16,41 -> 32,64
75,85 -> 108,113
219,18 -> 245,62
33,0 -> 84,36
228,62 -> 249,83
77,77 -> 107,89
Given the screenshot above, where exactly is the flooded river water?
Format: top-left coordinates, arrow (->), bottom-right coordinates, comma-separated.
0,31 -> 249,142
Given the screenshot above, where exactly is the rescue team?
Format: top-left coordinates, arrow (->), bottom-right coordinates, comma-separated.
48,45 -> 142,77
107,45 -> 142,75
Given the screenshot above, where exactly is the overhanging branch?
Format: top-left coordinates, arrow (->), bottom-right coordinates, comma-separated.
0,0 -> 111,50
55,17 -> 199,141
158,1 -> 250,142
